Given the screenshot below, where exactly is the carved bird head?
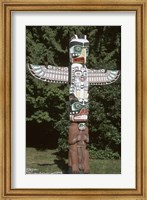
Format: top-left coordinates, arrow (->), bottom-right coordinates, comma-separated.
69,35 -> 89,64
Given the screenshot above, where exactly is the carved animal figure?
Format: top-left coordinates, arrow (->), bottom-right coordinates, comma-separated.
68,122 -> 89,173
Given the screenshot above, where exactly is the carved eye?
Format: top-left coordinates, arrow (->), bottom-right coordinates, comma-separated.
83,71 -> 88,76
74,46 -> 82,53
71,102 -> 83,111
75,71 -> 82,77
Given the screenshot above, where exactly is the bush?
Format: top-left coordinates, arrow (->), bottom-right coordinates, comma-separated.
89,146 -> 120,160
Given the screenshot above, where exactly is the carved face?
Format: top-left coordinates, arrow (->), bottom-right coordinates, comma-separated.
69,63 -> 88,102
72,64 -> 88,83
69,93 -> 89,122
74,67 -> 88,82
69,35 -> 89,64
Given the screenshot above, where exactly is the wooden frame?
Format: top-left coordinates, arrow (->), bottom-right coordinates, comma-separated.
0,0 -> 146,199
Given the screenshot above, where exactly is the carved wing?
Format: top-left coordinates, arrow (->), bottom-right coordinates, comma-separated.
88,69 -> 120,85
28,64 -> 69,84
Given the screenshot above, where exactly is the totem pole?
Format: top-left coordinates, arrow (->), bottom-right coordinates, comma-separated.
28,34 -> 120,174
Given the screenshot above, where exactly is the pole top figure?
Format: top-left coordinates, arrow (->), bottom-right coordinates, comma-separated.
69,34 -> 89,64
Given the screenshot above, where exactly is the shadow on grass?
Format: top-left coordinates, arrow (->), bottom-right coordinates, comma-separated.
38,163 -> 55,166
54,159 -> 68,174
53,151 -> 69,174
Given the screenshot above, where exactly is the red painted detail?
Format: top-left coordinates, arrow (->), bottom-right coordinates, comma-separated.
73,57 -> 84,63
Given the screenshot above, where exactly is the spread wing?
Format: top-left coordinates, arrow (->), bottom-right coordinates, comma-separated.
28,64 -> 69,84
88,69 -> 120,85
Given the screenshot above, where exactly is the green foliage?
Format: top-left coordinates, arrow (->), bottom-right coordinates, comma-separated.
89,147 -> 120,160
54,110 -> 70,153
26,26 -> 121,159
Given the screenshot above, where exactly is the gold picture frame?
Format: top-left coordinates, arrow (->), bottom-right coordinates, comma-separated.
0,0 -> 146,199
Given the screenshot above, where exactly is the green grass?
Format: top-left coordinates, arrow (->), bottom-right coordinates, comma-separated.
26,147 -> 121,174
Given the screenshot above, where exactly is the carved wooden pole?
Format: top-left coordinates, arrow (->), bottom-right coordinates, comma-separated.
68,35 -> 90,173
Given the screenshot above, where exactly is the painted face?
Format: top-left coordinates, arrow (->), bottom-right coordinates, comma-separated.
74,65 -> 88,82
69,63 -> 88,102
69,93 -> 89,122
69,35 -> 89,64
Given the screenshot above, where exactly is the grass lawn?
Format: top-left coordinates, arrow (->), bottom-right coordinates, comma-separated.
26,147 -> 121,174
